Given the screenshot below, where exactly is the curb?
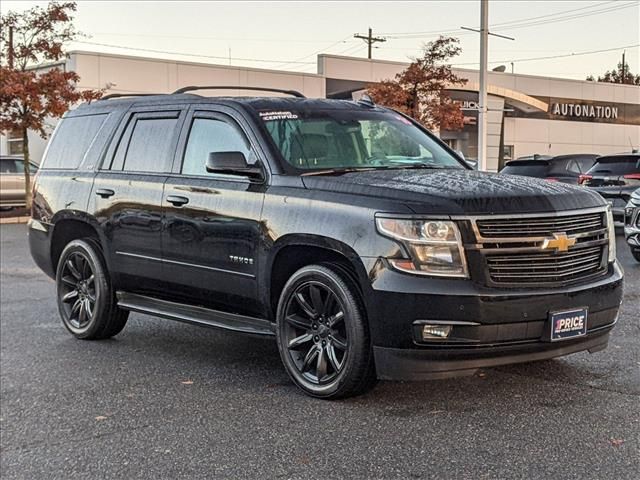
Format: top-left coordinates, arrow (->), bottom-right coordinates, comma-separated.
0,216 -> 30,225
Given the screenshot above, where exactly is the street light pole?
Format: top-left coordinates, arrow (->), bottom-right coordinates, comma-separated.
478,0 -> 489,171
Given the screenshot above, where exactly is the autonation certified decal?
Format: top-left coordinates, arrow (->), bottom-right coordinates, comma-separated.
259,111 -> 299,121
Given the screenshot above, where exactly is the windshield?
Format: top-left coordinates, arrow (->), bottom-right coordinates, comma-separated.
260,109 -> 465,171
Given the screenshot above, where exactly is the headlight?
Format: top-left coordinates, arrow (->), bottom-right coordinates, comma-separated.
376,218 -> 468,277
606,205 -> 616,262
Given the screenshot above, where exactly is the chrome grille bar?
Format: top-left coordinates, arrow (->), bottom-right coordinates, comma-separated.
466,208 -> 609,287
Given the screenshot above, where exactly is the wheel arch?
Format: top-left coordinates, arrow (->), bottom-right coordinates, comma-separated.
49,212 -> 110,274
264,234 -> 371,321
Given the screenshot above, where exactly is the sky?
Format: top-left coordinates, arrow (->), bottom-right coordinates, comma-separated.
2,0 -> 639,80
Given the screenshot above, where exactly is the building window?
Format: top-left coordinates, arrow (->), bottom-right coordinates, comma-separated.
7,131 -> 24,155
502,145 -> 514,161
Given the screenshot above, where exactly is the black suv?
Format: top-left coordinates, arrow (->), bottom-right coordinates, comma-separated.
29,87 -> 623,399
579,152 -> 640,224
500,154 -> 598,184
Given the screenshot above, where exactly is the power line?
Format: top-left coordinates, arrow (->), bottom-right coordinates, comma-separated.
89,32 -> 351,44
270,35 -> 353,69
72,40 -> 316,65
452,43 -> 640,67
382,1 -> 635,38
492,1 -> 638,32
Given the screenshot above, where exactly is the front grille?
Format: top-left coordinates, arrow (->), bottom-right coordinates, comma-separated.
487,246 -> 604,285
476,211 -> 603,239
471,209 -> 609,288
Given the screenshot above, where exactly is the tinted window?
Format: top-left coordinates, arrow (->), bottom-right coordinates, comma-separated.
500,162 -> 549,177
565,160 -> 580,174
43,114 -> 108,169
262,109 -> 463,171
587,156 -> 640,175
0,158 -> 18,173
577,157 -> 597,172
121,117 -> 179,173
182,117 -> 253,176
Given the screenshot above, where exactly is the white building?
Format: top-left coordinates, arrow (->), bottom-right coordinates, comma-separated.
2,51 -> 639,171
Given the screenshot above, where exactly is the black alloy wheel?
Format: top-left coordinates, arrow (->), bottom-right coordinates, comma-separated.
283,281 -> 349,385
276,264 -> 376,399
56,239 -> 128,339
59,251 -> 97,332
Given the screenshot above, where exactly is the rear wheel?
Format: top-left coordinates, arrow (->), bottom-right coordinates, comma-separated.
276,264 -> 376,399
56,239 -> 128,339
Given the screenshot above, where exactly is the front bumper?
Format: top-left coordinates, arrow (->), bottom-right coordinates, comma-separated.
361,258 -> 623,380
374,327 -> 612,380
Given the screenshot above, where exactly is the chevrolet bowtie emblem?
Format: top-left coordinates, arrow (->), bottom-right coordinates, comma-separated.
542,233 -> 576,252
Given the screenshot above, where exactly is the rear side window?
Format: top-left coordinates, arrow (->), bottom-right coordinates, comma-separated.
110,112 -> 181,173
587,156 -> 640,175
0,158 -> 19,173
43,114 -> 108,169
182,117 -> 253,176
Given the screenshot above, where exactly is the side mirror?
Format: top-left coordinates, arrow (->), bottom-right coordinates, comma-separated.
206,151 -> 262,179
455,150 -> 466,161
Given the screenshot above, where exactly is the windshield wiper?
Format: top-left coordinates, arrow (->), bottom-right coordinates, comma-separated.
386,162 -> 448,170
300,166 -> 387,176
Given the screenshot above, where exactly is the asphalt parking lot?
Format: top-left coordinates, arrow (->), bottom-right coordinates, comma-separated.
1,223 -> 638,479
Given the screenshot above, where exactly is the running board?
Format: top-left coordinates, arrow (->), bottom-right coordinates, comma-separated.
116,292 -> 275,336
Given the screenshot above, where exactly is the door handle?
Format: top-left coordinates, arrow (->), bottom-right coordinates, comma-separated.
95,188 -> 115,198
166,195 -> 189,207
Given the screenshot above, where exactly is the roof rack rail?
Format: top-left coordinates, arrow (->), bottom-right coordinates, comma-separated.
172,85 -> 306,98
100,93 -> 164,100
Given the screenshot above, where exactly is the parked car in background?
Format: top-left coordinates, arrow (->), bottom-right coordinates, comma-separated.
579,152 -> 640,224
624,188 -> 640,262
500,154 -> 598,184
0,155 -> 39,209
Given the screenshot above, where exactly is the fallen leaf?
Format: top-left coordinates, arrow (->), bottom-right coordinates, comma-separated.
95,416 -> 108,421
181,380 -> 194,385
610,438 -> 624,447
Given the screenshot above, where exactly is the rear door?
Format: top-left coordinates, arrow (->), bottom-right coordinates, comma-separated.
161,106 -> 267,315
89,106 -> 187,294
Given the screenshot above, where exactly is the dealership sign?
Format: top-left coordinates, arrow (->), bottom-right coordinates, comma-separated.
551,103 -> 618,120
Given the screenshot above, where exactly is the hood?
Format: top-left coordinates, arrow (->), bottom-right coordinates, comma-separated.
301,169 -> 605,215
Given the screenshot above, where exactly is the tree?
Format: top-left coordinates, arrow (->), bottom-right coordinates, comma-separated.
366,36 -> 467,132
586,59 -> 640,86
0,1 -> 102,208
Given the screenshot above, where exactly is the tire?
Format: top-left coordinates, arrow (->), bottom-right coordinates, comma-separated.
55,239 -> 128,340
632,249 -> 640,262
276,263 -> 376,399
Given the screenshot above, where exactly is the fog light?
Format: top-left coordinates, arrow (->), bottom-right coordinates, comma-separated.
422,324 -> 452,340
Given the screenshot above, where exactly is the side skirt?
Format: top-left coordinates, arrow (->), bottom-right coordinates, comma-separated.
116,292 -> 275,336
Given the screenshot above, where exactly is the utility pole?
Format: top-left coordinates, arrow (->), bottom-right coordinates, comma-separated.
354,27 -> 386,60
8,25 -> 14,69
478,0 -> 489,172
621,50 -> 625,84
462,0 -> 514,171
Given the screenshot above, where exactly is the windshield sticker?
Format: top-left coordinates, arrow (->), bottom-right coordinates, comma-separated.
260,111 -> 299,121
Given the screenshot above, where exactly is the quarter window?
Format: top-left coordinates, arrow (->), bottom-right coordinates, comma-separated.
182,117 -> 253,176
43,114 -> 108,169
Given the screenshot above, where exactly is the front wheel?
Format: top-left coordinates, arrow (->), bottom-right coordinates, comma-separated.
56,239 -> 128,340
276,264 -> 376,399
632,249 -> 640,262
